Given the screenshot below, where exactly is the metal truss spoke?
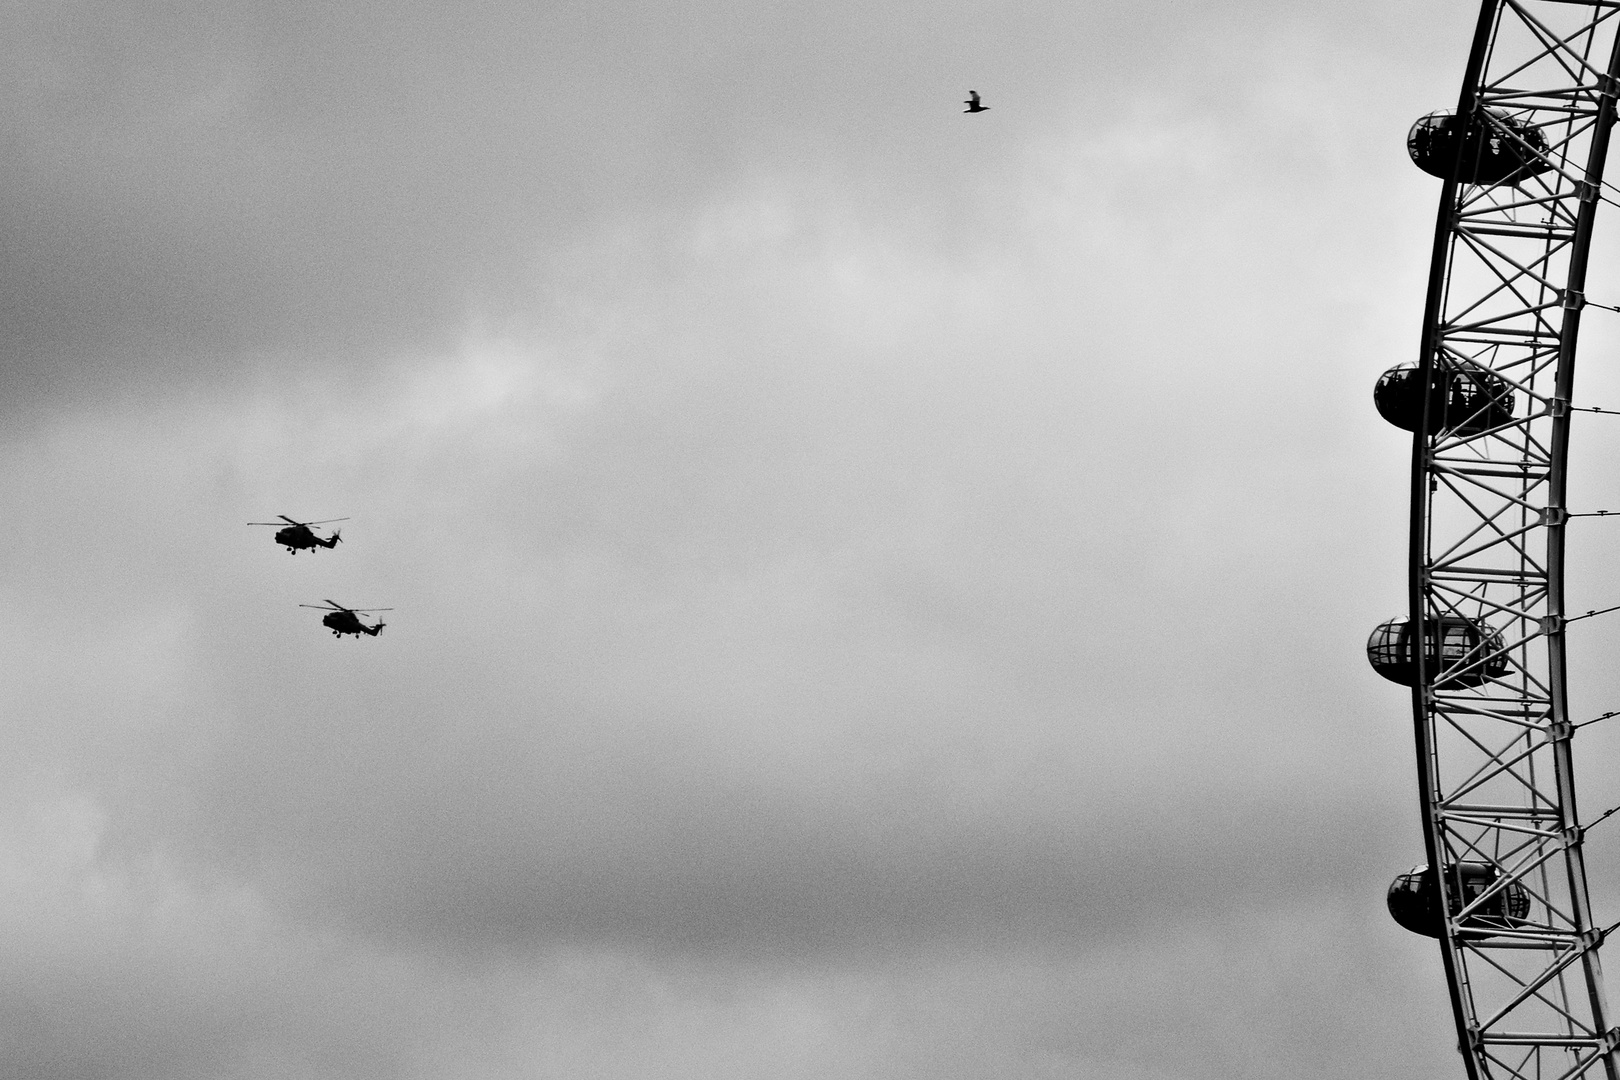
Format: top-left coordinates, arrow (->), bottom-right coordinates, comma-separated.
1446,732 -> 1554,800
1451,230 -> 1574,312
1443,340 -> 1554,382
1460,629 -> 1553,697
1486,115 -> 1604,197
1513,153 -> 1601,204
1432,463 -> 1551,519
1444,336 -> 1557,361
1444,816 -> 1564,882
1510,108 -> 1603,167
1425,608 -> 1548,667
1441,744 -> 1564,811
1480,1042 -> 1605,1080
1450,220 -> 1572,298
1465,930 -> 1587,1018
1443,283 -> 1565,337
1479,941 -> 1601,1032
1438,718 -> 1561,807
1432,410 -> 1550,455
1434,414 -> 1525,444
1437,695 -> 1552,718
1510,861 -> 1581,933
1438,700 -> 1551,732
1434,513 -> 1545,571
1427,579 -> 1552,635
1426,571 -> 1549,611
1435,347 -> 1562,415
1455,176 -> 1581,228
1494,7 -> 1609,96
1500,0 -> 1617,86
1437,715 -> 1560,804
1467,957 -> 1586,1035
1435,719 -> 1548,788
1553,1047 -> 1614,1080
1447,239 -> 1570,329
1431,489 -> 1541,560
1483,90 -> 1605,113
1433,426 -> 1552,465
1449,814 -> 1561,841
1459,185 -> 1581,221
1492,1042 -> 1610,1080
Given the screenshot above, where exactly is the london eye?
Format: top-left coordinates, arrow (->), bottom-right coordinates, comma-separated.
1369,4 -> 1620,1078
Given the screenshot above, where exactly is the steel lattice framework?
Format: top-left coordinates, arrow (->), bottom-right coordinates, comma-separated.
1405,3 -> 1620,1079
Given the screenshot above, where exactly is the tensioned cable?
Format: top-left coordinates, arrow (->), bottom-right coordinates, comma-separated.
1582,802 -> 1620,834
1577,709 -> 1620,728
1560,602 -> 1620,624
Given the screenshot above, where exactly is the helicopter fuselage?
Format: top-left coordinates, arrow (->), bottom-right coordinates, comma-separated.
322,610 -> 382,637
275,525 -> 338,552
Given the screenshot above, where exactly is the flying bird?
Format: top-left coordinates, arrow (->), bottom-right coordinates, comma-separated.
964,90 -> 988,113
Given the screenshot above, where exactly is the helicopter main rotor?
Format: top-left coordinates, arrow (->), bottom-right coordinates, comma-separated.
247,516 -> 349,528
299,600 -> 394,614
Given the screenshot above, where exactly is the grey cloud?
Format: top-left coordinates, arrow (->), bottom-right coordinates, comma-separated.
0,0 -> 1456,418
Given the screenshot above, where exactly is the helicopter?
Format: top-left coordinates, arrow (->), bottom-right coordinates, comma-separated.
248,516 -> 348,553
300,600 -> 391,638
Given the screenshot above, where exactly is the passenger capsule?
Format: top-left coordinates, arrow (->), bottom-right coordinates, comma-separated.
1408,108 -> 1551,186
1387,863 -> 1531,938
1367,615 -> 1508,688
1374,361 -> 1514,436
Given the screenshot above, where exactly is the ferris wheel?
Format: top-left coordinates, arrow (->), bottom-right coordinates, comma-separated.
1367,4 -> 1620,1079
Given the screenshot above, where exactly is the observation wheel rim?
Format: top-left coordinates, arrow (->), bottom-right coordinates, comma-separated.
1392,2 -> 1620,1078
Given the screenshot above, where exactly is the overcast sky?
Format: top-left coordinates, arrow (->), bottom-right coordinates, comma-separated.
13,1 -> 1620,1077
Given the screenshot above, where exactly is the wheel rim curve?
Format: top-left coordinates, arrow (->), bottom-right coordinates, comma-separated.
1398,4 -> 1620,1078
